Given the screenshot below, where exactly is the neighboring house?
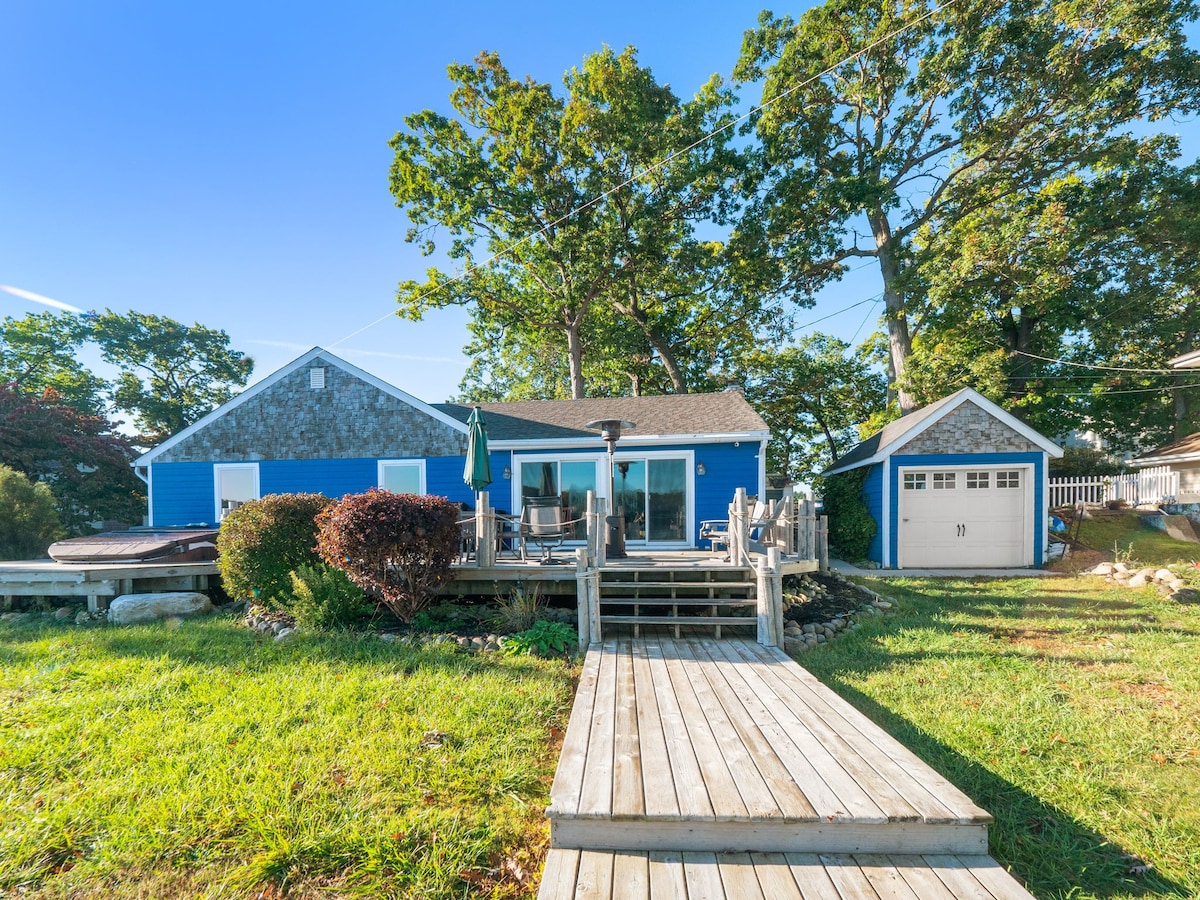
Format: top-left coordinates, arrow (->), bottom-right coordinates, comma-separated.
824,388 -> 1063,568
1131,435 -> 1200,503
133,347 -> 768,549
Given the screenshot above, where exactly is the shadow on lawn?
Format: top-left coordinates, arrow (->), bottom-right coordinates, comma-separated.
814,580 -> 1194,898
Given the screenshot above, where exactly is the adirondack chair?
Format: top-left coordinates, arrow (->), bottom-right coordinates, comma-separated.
700,498 -> 766,557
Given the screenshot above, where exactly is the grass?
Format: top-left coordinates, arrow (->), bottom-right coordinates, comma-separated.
802,574 -> 1200,899
0,613 -> 576,898
1067,510 -> 1200,569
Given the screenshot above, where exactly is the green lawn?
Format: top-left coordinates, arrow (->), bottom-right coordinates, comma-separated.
0,614 -> 575,898
1068,510 -> 1200,569
803,575 -> 1200,900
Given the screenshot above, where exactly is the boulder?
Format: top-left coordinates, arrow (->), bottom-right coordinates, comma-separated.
1091,562 -> 1116,576
1154,569 -> 1176,584
108,592 -> 214,625
1128,572 -> 1151,588
1171,587 -> 1200,604
53,607 -> 74,621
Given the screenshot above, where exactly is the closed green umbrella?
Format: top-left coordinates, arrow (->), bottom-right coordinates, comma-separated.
463,406 -> 493,495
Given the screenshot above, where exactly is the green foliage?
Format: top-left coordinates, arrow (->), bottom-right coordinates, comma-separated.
390,46 -> 758,400
216,493 -> 333,602
90,309 -> 254,445
502,620 -> 577,657
0,312 -> 106,416
1049,447 -> 1128,478
316,490 -> 460,624
820,468 -> 877,561
0,464 -> 64,560
491,584 -> 547,633
0,386 -> 144,533
743,334 -> 886,484
283,562 -> 373,630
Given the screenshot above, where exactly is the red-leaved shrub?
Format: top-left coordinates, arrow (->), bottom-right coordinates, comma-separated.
315,489 -> 459,623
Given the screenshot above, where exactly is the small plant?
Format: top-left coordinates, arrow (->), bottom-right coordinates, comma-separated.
1113,540 -> 1140,567
502,620 -> 577,657
285,562 -> 373,630
492,585 -> 546,633
316,490 -> 460,624
217,493 -> 332,601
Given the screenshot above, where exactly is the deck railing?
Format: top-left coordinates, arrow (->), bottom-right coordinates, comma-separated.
1048,466 -> 1177,508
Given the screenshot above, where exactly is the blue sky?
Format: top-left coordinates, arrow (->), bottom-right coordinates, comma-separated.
2,2 -> 1196,404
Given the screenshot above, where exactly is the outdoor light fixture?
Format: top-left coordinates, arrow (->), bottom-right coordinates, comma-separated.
502,465 -> 511,480
586,418 -> 636,559
696,462 -> 706,476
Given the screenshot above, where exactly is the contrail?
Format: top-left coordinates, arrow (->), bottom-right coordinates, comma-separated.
0,284 -> 84,313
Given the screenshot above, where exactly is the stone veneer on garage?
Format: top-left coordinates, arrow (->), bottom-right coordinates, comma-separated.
153,356 -> 467,463
899,403 -> 1042,456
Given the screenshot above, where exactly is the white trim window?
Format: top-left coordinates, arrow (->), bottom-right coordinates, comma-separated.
214,463 -> 260,523
377,459 -> 427,495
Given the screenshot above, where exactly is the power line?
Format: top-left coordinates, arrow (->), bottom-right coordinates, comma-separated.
329,0 -> 958,350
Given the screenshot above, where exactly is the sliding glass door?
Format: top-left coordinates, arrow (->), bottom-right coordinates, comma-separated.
519,458 -> 598,539
615,457 -> 687,543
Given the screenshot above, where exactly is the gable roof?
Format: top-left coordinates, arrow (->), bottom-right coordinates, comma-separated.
435,392 -> 769,445
134,347 -> 469,466
824,387 -> 1062,476
1132,430 -> 1200,465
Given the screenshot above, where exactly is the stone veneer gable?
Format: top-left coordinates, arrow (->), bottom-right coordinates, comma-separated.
898,402 -> 1042,456
153,357 -> 466,463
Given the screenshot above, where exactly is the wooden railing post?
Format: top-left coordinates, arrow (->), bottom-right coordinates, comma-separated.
592,494 -> 607,570
756,547 -> 783,648
817,515 -> 829,572
732,487 -> 750,567
575,548 -> 592,649
476,491 -> 495,568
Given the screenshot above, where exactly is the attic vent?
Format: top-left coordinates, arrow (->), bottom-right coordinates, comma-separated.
309,367 -> 326,389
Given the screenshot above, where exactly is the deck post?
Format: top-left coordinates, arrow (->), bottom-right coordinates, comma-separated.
575,548 -> 591,648
780,493 -> 794,556
592,494 -> 607,570
756,548 -> 783,648
817,515 -> 830,571
732,487 -> 750,567
476,492 -> 496,568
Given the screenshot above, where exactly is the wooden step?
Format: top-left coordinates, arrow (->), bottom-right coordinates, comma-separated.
538,850 -> 1034,899
598,615 -> 756,626
599,579 -> 757,589
598,598 -> 755,607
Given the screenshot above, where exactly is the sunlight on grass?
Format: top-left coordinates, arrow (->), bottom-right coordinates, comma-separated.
801,576 -> 1200,900
0,616 -> 575,898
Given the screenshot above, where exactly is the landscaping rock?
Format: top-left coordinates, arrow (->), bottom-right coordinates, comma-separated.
1090,562 -> 1116,576
1154,569 -> 1176,583
1128,572 -> 1151,588
53,606 -> 74,621
1171,588 -> 1200,604
1113,562 -> 1130,573
108,592 -> 214,625
785,637 -> 808,653
274,627 -> 298,642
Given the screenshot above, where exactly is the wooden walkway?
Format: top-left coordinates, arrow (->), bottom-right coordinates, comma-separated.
539,637 -> 1033,899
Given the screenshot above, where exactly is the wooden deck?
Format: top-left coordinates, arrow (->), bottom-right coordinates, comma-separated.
541,637 -> 1033,899
539,850 -> 1033,899
0,559 -> 218,611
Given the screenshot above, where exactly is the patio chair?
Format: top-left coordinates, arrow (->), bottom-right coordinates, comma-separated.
700,499 -> 782,558
494,509 -> 527,562
524,496 -> 573,565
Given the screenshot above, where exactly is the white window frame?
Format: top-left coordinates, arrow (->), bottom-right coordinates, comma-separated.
213,463 -> 260,524
377,459 -> 427,495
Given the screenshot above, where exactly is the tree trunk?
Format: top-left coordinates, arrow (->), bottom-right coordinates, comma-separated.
615,299 -> 689,394
565,324 -> 586,399
870,212 -> 915,413
1002,308 -> 1038,403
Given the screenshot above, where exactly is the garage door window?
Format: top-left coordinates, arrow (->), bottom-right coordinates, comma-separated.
932,472 -> 956,489
966,472 -> 989,489
997,470 -> 1021,488
904,473 -> 927,490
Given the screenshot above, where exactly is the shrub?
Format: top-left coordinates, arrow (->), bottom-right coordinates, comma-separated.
820,468 -> 877,561
0,464 -> 65,560
502,620 -> 577,657
216,493 -> 333,602
316,489 -> 460,624
285,562 -> 373,630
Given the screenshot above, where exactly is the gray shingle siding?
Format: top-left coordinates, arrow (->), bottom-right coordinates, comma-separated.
153,356 -> 466,463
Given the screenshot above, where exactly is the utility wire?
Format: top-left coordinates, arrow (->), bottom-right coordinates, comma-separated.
329,0 -> 958,349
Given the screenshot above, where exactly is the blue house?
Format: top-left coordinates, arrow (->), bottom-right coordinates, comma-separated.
133,347 -> 769,549
824,388 -> 1062,568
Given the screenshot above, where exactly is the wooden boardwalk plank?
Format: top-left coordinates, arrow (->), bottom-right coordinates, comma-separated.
955,855 -> 1036,899
670,639 -> 784,820
705,638 -> 888,822
923,854 -> 1005,899
727,640 -> 927,823
612,640 -> 645,817
611,851 -> 650,899
681,851 -> 726,900
783,853 -> 848,900
884,854 -> 960,899
630,640 -> 679,818
648,851 -> 688,897
537,849 -> 580,900
821,853 -> 884,899
578,640 -> 619,817
747,852 -> 805,899
716,851 -> 766,900
574,849 -> 614,897
741,640 -> 990,823
549,646 -> 602,817
643,639 -> 714,819
854,853 -> 924,900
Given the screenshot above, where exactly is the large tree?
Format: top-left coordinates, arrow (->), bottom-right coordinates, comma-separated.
0,312 -> 106,415
89,310 -> 254,445
735,0 -> 1200,412
390,47 -> 760,399
742,334 -> 887,484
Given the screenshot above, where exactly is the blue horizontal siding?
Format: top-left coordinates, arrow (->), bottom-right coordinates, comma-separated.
888,452 -> 1046,567
151,462 -> 216,527
861,464 -> 884,564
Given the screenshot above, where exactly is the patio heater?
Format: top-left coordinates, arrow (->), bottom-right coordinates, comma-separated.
586,418 -> 636,559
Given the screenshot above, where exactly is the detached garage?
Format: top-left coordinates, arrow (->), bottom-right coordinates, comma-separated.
825,388 -> 1062,569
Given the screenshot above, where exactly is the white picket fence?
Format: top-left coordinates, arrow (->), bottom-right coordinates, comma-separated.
1048,466 -> 1178,508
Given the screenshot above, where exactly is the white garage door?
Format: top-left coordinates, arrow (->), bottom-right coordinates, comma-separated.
898,466 -> 1031,568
